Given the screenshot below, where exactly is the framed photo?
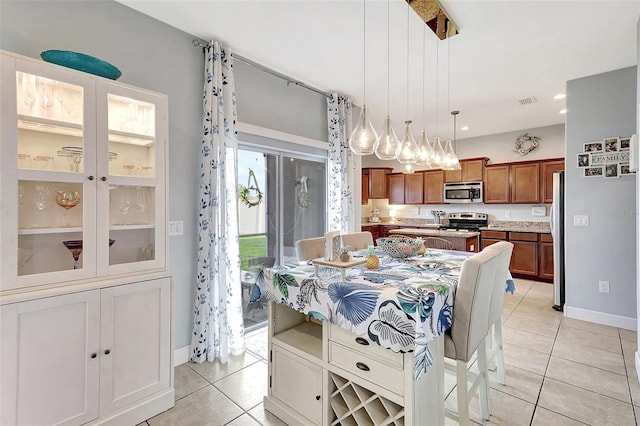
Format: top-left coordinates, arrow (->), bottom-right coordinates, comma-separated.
605,163 -> 619,178
620,138 -> 631,150
584,166 -> 603,177
604,137 -> 618,153
620,163 -> 635,175
584,141 -> 603,152
577,153 -> 590,167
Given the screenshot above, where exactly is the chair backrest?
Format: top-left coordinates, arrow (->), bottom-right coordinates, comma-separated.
449,246 -> 501,362
423,237 -> 456,250
295,237 -> 325,261
341,232 -> 374,251
483,241 -> 514,326
247,256 -> 276,269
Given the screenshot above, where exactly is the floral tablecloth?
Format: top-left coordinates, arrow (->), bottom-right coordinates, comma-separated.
251,249 -> 513,380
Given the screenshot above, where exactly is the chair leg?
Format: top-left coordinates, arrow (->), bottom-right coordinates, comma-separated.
456,360 -> 471,426
494,322 -> 506,385
477,341 -> 491,421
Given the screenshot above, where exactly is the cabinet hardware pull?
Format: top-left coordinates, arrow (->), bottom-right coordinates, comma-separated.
101,176 -> 108,181
355,337 -> 369,346
104,349 -> 111,355
315,395 -> 321,401
88,176 -> 95,181
90,353 -> 97,359
356,362 -> 370,372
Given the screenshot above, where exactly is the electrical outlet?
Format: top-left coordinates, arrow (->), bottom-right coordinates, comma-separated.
505,210 -> 511,219
532,206 -> 546,216
573,215 -> 589,227
411,207 -> 420,215
598,280 -> 610,293
169,220 -> 184,236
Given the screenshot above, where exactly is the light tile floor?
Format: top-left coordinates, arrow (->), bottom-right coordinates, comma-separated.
143,279 -> 640,425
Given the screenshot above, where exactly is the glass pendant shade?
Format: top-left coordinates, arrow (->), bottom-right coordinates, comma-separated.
396,120 -> 418,164
414,129 -> 435,167
375,116 -> 400,160
442,139 -> 461,170
402,164 -> 415,174
349,105 -> 377,155
432,136 -> 446,168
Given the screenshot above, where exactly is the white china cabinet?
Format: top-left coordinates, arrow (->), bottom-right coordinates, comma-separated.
0,50 -> 173,426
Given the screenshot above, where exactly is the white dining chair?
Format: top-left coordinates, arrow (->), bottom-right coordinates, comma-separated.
341,231 -> 374,251
444,246 -> 502,425
294,237 -> 325,261
483,241 -> 514,385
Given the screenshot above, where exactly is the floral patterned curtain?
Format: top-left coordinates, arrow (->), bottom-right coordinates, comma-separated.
191,41 -> 244,364
327,94 -> 358,233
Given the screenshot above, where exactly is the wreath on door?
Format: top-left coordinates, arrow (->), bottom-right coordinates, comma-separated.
514,133 -> 540,156
238,169 -> 263,208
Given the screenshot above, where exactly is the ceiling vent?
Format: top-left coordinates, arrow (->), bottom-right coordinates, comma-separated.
518,96 -> 538,106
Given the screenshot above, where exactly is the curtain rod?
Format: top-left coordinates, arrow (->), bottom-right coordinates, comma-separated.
193,39 -> 331,98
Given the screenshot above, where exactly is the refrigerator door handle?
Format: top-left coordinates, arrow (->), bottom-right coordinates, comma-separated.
550,202 -> 555,237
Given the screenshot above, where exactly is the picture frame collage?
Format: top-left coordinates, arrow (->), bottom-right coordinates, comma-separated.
577,136 -> 634,178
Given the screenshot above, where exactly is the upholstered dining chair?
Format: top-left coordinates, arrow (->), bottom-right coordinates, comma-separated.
422,236 -> 456,250
483,241 -> 514,386
341,231 -> 374,251
294,237 -> 325,261
444,246 -> 502,425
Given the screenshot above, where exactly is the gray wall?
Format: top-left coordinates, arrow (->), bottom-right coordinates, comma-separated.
566,66 -> 637,321
1,0 -> 329,350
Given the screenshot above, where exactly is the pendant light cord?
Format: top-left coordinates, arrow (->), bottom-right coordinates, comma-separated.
435,39 -> 439,136
406,2 -> 409,119
363,0 -> 366,105
422,21 -> 425,124
447,38 -> 451,133
387,0 -> 390,114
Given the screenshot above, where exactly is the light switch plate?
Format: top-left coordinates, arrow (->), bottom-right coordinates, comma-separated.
169,220 -> 184,236
573,215 -> 589,227
411,207 -> 420,215
531,206 -> 546,216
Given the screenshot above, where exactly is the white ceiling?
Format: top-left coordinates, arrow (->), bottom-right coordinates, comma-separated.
117,0 -> 639,141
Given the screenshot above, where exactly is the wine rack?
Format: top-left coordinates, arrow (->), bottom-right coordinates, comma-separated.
329,373 -> 405,426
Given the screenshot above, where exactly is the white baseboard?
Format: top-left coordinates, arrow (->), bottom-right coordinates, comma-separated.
564,305 -> 637,330
174,345 -> 190,366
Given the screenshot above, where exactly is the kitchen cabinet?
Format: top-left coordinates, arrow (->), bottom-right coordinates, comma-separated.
361,172 -> 369,205
423,170 -> 444,204
388,173 -> 405,205
538,233 -> 555,280
380,225 -> 404,237
362,168 -> 392,202
484,165 -> 510,204
0,50 -> 173,425
388,172 -> 424,205
361,224 -> 381,241
481,230 -> 552,281
511,163 -> 540,204
1,278 -> 172,426
540,160 -> 565,203
444,158 -> 487,183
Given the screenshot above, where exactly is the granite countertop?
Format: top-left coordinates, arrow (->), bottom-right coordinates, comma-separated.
480,221 -> 551,234
362,222 -> 442,228
388,228 -> 480,238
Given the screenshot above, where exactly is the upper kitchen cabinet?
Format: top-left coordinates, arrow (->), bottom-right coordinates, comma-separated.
423,170 -> 444,204
388,173 -> 404,205
0,51 -> 168,291
361,168 -> 392,202
388,172 -> 423,205
540,159 -> 565,203
484,164 -> 510,204
511,162 -> 540,203
443,158 -> 488,183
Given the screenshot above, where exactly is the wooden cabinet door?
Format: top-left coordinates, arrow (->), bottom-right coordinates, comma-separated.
369,169 -> 390,199
462,159 -> 486,182
510,240 -> 538,276
540,160 -> 565,203
388,174 -> 405,204
481,238 -> 502,250
538,240 -> 555,281
423,170 -> 444,204
511,163 -> 540,203
361,173 -> 369,205
363,225 -> 381,241
100,278 -> 171,413
484,165 -> 510,204
1,291 -> 101,426
444,168 -> 462,183
271,345 -> 323,425
404,173 -> 424,204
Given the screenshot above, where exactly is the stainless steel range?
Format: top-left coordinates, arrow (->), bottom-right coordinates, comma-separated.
442,212 -> 488,232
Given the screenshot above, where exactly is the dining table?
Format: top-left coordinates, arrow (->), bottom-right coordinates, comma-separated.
251,248 -> 515,380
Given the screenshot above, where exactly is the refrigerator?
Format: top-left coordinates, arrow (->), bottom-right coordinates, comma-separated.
551,171 -> 565,311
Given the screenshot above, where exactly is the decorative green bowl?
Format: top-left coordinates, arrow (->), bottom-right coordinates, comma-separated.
41,50 -> 122,80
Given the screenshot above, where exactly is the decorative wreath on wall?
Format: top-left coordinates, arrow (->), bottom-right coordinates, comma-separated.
238,169 -> 263,208
514,133 -> 541,156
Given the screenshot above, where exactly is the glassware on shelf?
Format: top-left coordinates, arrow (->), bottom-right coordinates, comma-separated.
122,164 -> 136,175
139,166 -> 153,177
32,155 -> 53,170
134,187 -> 149,224
38,78 -> 55,117
18,247 -> 34,275
20,73 -> 37,112
18,184 -> 25,205
34,185 -> 51,227
137,244 -> 155,261
17,153 -> 31,169
117,192 -> 131,223
62,240 -> 83,269
57,146 -> 83,172
56,191 -> 81,226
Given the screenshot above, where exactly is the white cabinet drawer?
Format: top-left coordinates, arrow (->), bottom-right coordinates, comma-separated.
329,342 -> 404,396
328,324 -> 403,369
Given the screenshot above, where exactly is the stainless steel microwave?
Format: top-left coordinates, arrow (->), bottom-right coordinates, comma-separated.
444,181 -> 484,204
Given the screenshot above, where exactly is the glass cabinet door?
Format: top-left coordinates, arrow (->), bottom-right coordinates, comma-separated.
96,84 -> 166,275
1,57 -> 98,290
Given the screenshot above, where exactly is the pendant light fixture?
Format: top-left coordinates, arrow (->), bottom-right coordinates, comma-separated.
415,22 -> 435,167
396,2 -> 418,165
430,33 -> 446,169
442,39 -> 461,170
375,0 -> 400,160
348,0 -> 377,155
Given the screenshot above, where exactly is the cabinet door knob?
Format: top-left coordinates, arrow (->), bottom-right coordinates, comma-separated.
104,349 -> 111,355
100,176 -> 108,182
356,362 -> 370,372
355,337 -> 369,346
88,176 -> 95,181
90,353 -> 97,359
315,395 -> 321,401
